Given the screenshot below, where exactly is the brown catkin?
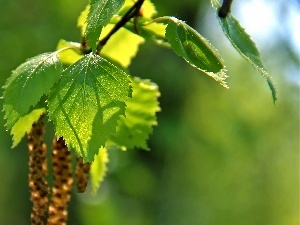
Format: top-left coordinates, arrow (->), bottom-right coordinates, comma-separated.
76,157 -> 91,193
28,115 -> 49,225
47,137 -> 73,225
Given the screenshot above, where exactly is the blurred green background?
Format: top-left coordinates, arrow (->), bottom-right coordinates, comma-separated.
0,0 -> 299,224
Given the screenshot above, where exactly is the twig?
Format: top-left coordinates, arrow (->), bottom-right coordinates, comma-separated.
218,0 -> 233,18
96,0 -> 145,54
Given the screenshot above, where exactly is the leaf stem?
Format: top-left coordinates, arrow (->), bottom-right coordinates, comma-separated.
96,0 -> 145,54
143,16 -> 175,25
218,0 -> 233,18
56,46 -> 82,55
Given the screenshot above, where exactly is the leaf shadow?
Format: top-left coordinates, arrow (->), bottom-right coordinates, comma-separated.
54,86 -> 126,162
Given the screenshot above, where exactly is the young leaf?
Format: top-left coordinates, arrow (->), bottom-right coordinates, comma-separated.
85,0 -> 125,51
162,17 -> 228,87
117,0 -> 156,19
3,52 -> 63,129
100,25 -> 145,68
211,0 -> 277,103
79,0 -> 165,47
140,22 -> 167,41
78,5 -> 89,36
90,146 -> 109,193
56,39 -> 83,65
140,0 -> 157,19
135,0 -> 167,42
48,53 -> 131,162
11,108 -> 46,148
108,77 -> 160,150
121,21 -> 167,46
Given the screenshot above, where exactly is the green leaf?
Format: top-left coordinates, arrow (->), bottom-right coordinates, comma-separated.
108,77 -> 160,150
11,108 -> 46,148
211,0 -> 277,103
135,0 -> 167,43
3,52 -> 63,129
118,0 -> 167,45
90,146 -> 109,193
85,0 -> 125,51
78,5 -> 89,36
48,53 -> 131,162
162,17 -> 228,87
56,39 -> 83,65
118,0 -> 156,19
121,21 -> 167,46
140,22 -> 167,41
100,25 -> 145,68
79,0 -> 166,50
140,0 -> 157,19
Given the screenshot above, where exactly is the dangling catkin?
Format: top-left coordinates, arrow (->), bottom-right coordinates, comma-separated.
76,157 -> 91,193
47,137 -> 73,225
27,115 -> 49,225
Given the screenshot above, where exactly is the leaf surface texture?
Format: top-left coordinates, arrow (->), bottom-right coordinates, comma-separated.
48,53 -> 131,162
3,52 -> 62,128
85,0 -> 125,51
163,17 -> 228,87
108,77 -> 160,150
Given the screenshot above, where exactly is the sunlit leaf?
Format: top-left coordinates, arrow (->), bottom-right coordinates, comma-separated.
79,4 -> 147,68
122,0 -> 167,44
116,0 -> 155,18
140,22 -> 166,40
48,53 -> 131,162
108,77 -> 160,150
162,17 -> 228,87
140,0 -> 157,19
116,0 -> 135,16
121,21 -> 167,46
78,5 -> 89,36
56,39 -> 83,65
100,25 -> 145,68
211,0 -> 277,103
85,0 -> 125,51
10,108 -> 46,148
3,52 -> 63,129
139,1 -> 166,39
90,146 -> 109,193
79,0 -> 162,43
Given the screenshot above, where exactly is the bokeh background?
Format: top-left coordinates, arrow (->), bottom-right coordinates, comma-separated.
0,0 -> 299,224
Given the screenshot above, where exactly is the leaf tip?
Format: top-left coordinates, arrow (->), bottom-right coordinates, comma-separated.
266,78 -> 277,105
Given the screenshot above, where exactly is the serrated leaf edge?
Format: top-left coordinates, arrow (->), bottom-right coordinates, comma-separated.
3,51 -> 63,129
163,16 -> 228,88
211,0 -> 277,102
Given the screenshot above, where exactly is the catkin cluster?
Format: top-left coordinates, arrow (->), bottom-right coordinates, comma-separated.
76,157 -> 91,193
27,115 -> 49,225
47,137 -> 73,225
27,118 -> 93,225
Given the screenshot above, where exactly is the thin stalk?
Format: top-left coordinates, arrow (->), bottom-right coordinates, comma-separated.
96,0 -> 145,54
